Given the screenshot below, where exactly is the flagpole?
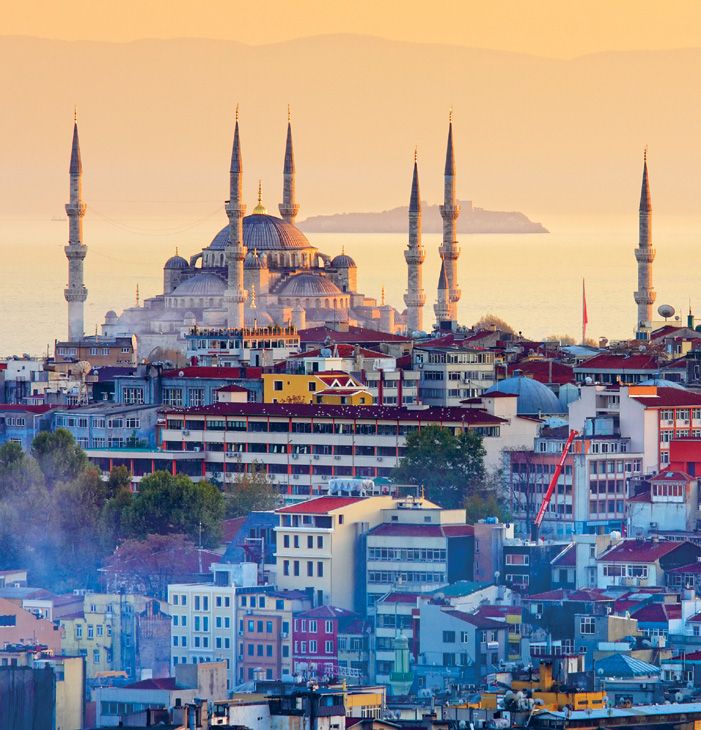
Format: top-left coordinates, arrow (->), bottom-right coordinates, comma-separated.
582,278 -> 588,345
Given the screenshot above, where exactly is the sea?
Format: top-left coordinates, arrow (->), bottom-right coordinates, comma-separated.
1,213 -> 699,358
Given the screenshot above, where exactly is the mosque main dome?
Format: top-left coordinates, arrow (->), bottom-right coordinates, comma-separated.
277,273 -> 343,297
207,213 -> 313,252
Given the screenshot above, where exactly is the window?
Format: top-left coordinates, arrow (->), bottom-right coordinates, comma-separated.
283,560 -> 290,576
325,620 -> 333,634
307,561 -> 314,577
325,640 -> 333,654
93,649 -> 100,664
293,561 -> 299,576
274,380 -> 283,391
317,561 -> 324,577
310,640 -> 318,653
579,617 -> 596,635
309,620 -> 317,632
97,625 -> 103,637
443,630 -> 456,643
87,625 -> 94,639
505,553 -> 529,566
75,625 -> 83,639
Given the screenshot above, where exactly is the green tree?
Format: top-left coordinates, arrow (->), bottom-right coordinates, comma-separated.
223,463 -> 280,517
123,471 -> 224,547
473,314 -> 515,334
393,425 -> 486,508
464,491 -> 511,523
106,465 -> 132,499
32,428 -> 87,488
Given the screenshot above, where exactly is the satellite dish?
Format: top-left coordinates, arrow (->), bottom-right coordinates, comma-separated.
658,304 -> 675,320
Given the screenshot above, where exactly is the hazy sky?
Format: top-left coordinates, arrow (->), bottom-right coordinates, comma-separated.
7,0 -> 701,58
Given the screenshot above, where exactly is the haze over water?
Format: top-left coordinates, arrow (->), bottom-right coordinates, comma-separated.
2,213 -> 697,357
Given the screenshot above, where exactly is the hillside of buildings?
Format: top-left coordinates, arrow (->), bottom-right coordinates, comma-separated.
299,201 -> 548,234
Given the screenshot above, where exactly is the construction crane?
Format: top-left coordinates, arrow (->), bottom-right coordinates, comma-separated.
531,429 -> 579,541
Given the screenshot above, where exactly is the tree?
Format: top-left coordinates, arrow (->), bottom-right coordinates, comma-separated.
122,471 -> 224,547
32,429 -> 87,488
102,534 -> 203,599
106,465 -> 132,499
544,334 -> 576,345
464,491 -> 511,524
223,463 -> 281,517
393,425 -> 486,508
473,314 -> 515,334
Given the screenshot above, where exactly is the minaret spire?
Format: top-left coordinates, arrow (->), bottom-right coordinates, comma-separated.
279,107 -> 300,224
224,106 -> 247,329
434,260 -> 450,325
404,150 -> 426,334
64,116 -> 88,340
634,146 -> 656,337
439,112 -> 461,327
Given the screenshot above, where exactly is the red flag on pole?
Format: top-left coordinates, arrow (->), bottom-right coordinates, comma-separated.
582,279 -> 588,344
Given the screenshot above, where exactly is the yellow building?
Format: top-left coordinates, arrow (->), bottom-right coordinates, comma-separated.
262,371 -> 373,404
275,495 -> 394,610
59,593 -> 149,679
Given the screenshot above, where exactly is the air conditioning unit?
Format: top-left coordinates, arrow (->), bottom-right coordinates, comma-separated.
292,454 -> 299,460
238,630 -> 243,636
182,430 -> 190,436
281,632 -> 288,638
313,455 -> 320,460
334,455 -> 341,460
535,613 -> 542,620
377,457 -> 383,462
293,475 -> 299,480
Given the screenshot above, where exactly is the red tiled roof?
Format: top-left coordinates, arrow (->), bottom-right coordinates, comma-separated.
221,517 -> 247,543
316,388 -> 369,396
598,539 -> 685,563
217,384 -> 249,393
688,612 -> 701,623
472,605 -> 519,619
524,588 -> 610,602
379,592 -> 422,604
299,326 -> 409,344
276,497 -> 364,514
576,354 -> 660,371
651,470 -> 692,482
295,605 -> 356,619
368,523 -> 473,538
0,404 -> 56,414
161,366 -> 260,379
628,491 -> 652,503
289,344 -> 383,359
630,603 -> 681,622
667,561 -> 701,575
680,650 -> 701,661
630,387 -> 701,408
551,543 -> 576,567
508,360 -> 574,385
446,609 -> 508,629
164,401 -> 505,424
480,392 -> 518,399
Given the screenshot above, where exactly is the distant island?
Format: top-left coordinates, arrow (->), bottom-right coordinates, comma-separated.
299,200 -> 548,234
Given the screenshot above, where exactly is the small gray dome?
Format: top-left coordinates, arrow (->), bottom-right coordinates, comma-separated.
171,272 -> 225,297
278,273 -> 343,297
105,310 -> 118,323
484,375 -> 562,415
331,253 -> 356,268
165,254 -> 189,270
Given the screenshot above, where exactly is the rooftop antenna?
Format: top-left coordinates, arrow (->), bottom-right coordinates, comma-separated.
136,283 -> 140,307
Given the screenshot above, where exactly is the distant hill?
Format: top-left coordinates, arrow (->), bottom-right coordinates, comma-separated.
299,201 -> 547,234
1,35 -> 701,217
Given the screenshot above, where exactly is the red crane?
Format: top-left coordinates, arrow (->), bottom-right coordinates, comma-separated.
531,429 -> 579,541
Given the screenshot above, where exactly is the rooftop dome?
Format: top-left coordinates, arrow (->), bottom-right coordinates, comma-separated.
277,273 -> 343,297
171,272 -> 225,297
484,375 -> 562,415
207,214 -> 313,252
331,253 -> 356,268
165,253 -> 189,270
104,310 -> 118,323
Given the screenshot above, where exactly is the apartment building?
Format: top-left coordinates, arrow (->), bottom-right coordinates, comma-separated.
235,586 -> 311,683
262,371 -> 370,404
185,325 -> 300,367
0,404 -> 55,449
275,496 -> 394,611
292,605 -> 357,680
569,384 -> 701,471
364,497 -> 473,607
159,400 -> 535,495
168,562 -> 257,690
413,344 -> 496,406
54,334 -> 138,368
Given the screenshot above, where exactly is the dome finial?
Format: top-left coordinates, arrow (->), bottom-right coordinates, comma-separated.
449,107 -> 453,124
253,180 -> 267,214
414,145 -> 418,164
288,103 -> 291,123
644,144 -> 648,163
250,282 -> 256,309
341,244 -> 345,255
381,285 -> 385,306
236,103 -> 239,123
74,105 -> 77,123
136,283 -> 140,307
175,245 -> 179,256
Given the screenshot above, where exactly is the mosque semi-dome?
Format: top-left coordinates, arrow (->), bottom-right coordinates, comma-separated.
171,272 -> 226,297
484,375 -> 562,415
165,253 -> 189,270
331,253 -> 357,268
207,214 -> 313,252
277,273 -> 343,297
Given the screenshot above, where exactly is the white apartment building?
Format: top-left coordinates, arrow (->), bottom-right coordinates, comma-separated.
413,345 -> 496,406
168,562 -> 257,690
160,398 -> 538,496
274,495 -> 394,611
569,384 -> 701,472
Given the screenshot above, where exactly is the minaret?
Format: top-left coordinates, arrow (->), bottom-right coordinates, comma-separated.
634,148 -> 656,333
404,150 -> 426,333
64,113 -> 88,341
434,260 -> 450,326
224,107 -> 247,329
439,112 -> 461,324
279,106 -> 299,224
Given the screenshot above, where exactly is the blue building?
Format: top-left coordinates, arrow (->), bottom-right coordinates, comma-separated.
0,404 -> 55,450
113,365 -> 261,407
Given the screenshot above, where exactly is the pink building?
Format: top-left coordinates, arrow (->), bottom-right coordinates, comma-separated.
292,605 -> 357,680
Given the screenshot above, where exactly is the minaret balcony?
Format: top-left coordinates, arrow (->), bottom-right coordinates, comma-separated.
635,248 -> 656,263
65,203 -> 87,216
404,250 -> 426,264
634,290 -> 657,305
440,204 -> 460,220
64,287 -> 88,302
